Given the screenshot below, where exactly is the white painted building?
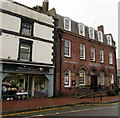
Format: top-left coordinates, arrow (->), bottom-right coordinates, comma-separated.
0,0 -> 55,100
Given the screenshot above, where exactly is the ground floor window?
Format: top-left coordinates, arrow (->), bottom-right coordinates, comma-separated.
99,71 -> 104,85
2,74 -> 48,100
79,70 -> 85,85
64,70 -> 71,87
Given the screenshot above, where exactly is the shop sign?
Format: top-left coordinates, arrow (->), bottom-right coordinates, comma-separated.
3,64 -> 49,74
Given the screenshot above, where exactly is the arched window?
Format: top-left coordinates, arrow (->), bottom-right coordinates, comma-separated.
64,17 -> 71,31
98,31 -> 103,42
79,70 -> 85,85
89,27 -> 95,39
106,35 -> 112,45
78,23 -> 85,36
64,70 -> 71,87
99,71 -> 104,85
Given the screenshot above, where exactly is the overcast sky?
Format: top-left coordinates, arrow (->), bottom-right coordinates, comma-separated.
12,0 -> 119,58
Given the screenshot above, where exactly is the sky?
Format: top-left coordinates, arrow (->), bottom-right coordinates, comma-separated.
11,0 -> 119,59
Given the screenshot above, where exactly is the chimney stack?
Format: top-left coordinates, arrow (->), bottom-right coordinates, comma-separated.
42,0 -> 49,13
98,25 -> 104,33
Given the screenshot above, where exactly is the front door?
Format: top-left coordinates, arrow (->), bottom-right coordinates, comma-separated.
91,75 -> 98,91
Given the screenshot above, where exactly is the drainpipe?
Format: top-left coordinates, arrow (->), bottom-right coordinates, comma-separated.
59,31 -> 62,96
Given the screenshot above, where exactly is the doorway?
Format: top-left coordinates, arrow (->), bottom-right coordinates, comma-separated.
91,75 -> 98,91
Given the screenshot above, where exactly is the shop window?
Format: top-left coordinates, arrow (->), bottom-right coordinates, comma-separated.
78,23 -> 85,36
99,71 -> 104,85
89,27 -> 94,39
64,17 -> 71,31
79,70 -> 85,85
98,31 -> 103,42
80,44 -> 85,60
64,70 -> 71,87
106,35 -> 112,45
64,40 -> 71,57
100,49 -> 104,63
34,75 -> 47,97
90,47 -> 95,61
20,19 -> 34,36
109,52 -> 113,64
18,39 -> 33,61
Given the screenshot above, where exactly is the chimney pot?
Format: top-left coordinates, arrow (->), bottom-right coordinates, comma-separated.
42,0 -> 49,13
98,25 -> 104,33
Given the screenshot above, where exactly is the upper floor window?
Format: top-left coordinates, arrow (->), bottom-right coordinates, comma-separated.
80,44 -> 85,60
64,70 -> 71,87
99,71 -> 104,85
109,52 -> 113,64
64,40 -> 71,57
78,23 -> 85,36
100,49 -> 104,63
18,39 -> 33,61
79,70 -> 85,85
90,47 -> 95,61
89,27 -> 94,39
106,35 -> 112,45
98,31 -> 103,42
21,20 -> 33,36
64,17 -> 71,31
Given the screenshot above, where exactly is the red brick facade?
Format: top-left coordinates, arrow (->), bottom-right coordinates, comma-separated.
55,29 -> 117,96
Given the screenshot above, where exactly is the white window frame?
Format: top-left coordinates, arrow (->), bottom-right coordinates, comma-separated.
109,52 -> 113,64
110,74 -> 114,83
106,35 -> 112,45
78,23 -> 85,36
64,70 -> 71,87
64,40 -> 71,57
64,17 -> 71,31
90,47 -> 95,61
99,72 -> 104,85
98,31 -> 103,42
89,27 -> 95,39
80,44 -> 85,60
79,70 -> 85,85
100,49 -> 104,63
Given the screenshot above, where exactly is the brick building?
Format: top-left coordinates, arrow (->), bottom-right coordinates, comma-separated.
55,15 -> 117,96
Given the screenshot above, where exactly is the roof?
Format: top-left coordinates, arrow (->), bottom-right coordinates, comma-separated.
56,14 -> 115,47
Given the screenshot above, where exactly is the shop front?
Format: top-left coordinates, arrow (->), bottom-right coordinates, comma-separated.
1,63 -> 54,100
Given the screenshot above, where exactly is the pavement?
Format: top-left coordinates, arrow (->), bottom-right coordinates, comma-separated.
1,95 -> 120,115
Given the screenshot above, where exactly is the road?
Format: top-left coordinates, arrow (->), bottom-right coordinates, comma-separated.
1,102 -> 120,118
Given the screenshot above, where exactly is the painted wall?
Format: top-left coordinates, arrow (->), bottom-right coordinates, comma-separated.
0,0 -> 54,65
1,0 -> 54,26
1,33 -> 53,64
34,23 -> 54,41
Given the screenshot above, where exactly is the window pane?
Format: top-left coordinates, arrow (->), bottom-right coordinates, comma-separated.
64,70 -> 71,87
21,21 -> 32,36
64,40 -> 71,57
20,44 -> 30,60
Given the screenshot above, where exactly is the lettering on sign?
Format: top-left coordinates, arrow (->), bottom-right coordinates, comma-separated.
89,63 -> 100,67
64,61 -> 78,64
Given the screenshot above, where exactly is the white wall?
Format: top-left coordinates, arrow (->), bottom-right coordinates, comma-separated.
2,33 -> 19,60
0,0 -> 54,65
32,41 -> 53,64
1,33 -> 53,64
1,0 -> 54,26
1,13 -> 21,33
34,23 -> 54,41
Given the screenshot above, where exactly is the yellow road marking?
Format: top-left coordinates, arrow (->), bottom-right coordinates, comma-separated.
1,102 -> 120,117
